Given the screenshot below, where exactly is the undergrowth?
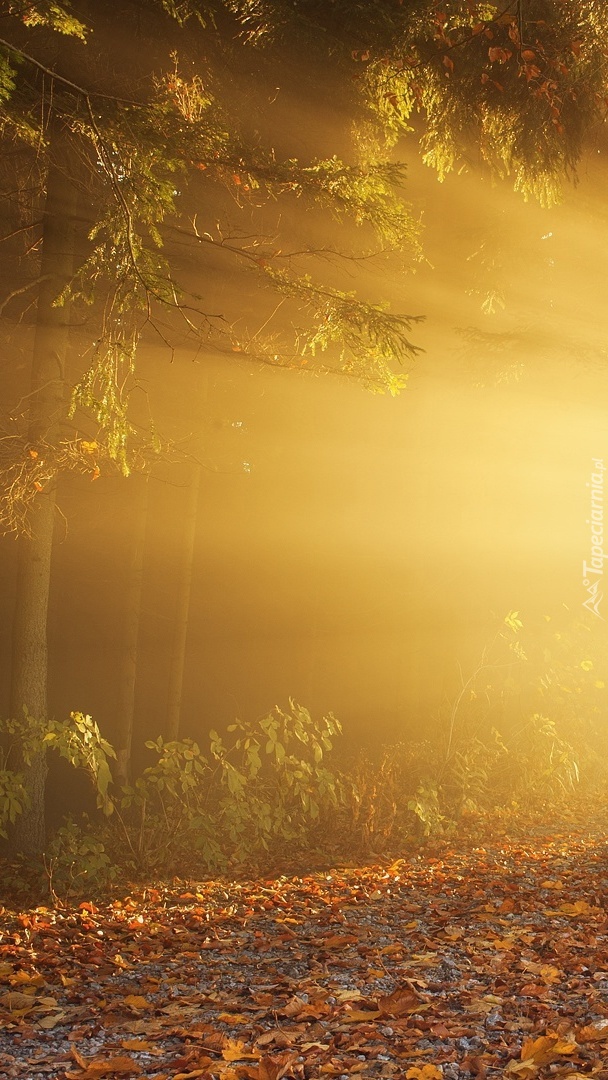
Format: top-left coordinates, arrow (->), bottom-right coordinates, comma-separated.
2,611 -> 607,902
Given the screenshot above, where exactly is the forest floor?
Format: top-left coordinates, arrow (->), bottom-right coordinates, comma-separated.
1,812 -> 608,1080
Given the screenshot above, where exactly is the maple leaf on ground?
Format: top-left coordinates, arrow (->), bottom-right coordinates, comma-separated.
406,1066 -> 443,1080
249,1052 -> 299,1080
66,1052 -> 142,1078
505,1034 -> 578,1076
122,994 -> 153,1011
222,1039 -> 260,1062
378,986 -> 425,1018
0,990 -> 37,1012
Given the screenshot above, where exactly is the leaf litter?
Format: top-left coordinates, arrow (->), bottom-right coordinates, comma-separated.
2,822 -> 608,1080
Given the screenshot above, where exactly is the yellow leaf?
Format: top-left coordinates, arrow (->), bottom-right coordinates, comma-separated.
343,1009 -> 381,1022
554,1039 -> 577,1054
559,900 -> 596,916
521,1035 -> 560,1064
10,970 -> 45,987
504,1061 -> 538,1078
112,955 -> 132,969
539,965 -> 561,984
37,1012 -> 65,1029
222,1040 -> 259,1062
123,994 -> 152,1011
581,660 -> 593,670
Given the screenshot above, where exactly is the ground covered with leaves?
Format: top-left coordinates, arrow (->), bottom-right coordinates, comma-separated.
2,818 -> 608,1080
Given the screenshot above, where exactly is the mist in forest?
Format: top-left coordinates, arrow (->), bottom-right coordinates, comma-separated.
2,28 -> 608,782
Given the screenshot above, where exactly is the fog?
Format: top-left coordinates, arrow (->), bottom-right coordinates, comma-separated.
2,50 -> 608,778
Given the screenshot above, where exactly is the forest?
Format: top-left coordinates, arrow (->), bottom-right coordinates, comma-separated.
2,1 -> 608,1077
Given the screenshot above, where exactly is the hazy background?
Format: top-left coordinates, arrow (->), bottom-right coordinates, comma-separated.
2,87 -> 608,766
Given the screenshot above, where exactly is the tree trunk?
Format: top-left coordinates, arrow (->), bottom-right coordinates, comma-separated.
166,464 -> 201,740
114,474 -> 149,786
9,123 -> 79,854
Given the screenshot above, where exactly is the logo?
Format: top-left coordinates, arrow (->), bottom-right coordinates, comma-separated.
582,458 -> 605,619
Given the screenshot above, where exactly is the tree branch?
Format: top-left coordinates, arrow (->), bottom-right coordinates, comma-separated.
0,36 -> 147,106
0,275 -> 49,316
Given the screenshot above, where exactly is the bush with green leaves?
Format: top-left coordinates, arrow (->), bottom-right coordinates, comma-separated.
209,702 -> 344,858
44,818 -> 116,901
338,740 -> 442,851
115,737 -> 223,872
105,702 -> 344,872
0,709 -> 115,839
407,780 -> 446,838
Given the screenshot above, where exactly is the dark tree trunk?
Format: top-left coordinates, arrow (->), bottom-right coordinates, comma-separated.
114,474 -> 149,786
166,464 -> 201,740
9,124 -> 79,854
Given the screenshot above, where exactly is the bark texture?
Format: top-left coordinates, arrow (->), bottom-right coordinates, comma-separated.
115,474 -> 149,786
9,125 -> 79,853
166,464 -> 202,740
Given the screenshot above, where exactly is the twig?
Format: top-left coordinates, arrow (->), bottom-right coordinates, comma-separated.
0,37 -> 147,106
0,275 -> 49,316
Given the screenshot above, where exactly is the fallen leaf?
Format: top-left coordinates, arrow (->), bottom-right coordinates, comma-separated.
222,1040 -> 260,1062
378,987 -> 424,1017
0,990 -> 37,1012
123,994 -> 152,1011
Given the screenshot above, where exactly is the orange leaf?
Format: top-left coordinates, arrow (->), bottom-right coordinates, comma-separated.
342,1008 -> 381,1022
222,1040 -> 259,1062
378,986 -> 423,1017
520,1035 -> 563,1064
66,1055 -> 142,1078
123,994 -> 152,1011
578,1022 -> 608,1041
406,1068 -> 443,1080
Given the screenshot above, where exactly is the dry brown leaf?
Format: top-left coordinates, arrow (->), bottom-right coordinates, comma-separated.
66,1055 -> 142,1078
37,1011 -> 66,1029
406,1067 -> 443,1080
280,995 -> 308,1017
222,1039 -> 260,1062
577,1021 -> 608,1041
378,987 -> 423,1018
342,1008 -> 381,1022
123,994 -> 152,1011
0,990 -> 37,1012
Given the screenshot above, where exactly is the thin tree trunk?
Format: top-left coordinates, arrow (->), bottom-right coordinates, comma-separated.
166,464 -> 201,740
9,124 -> 79,853
114,474 -> 149,786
